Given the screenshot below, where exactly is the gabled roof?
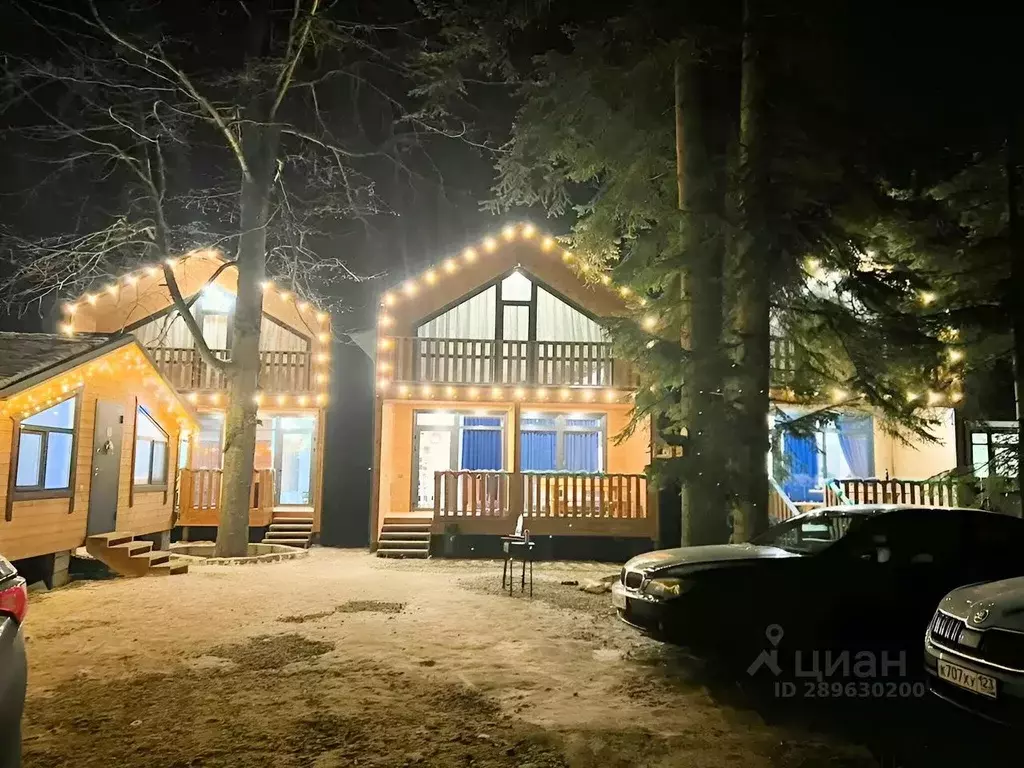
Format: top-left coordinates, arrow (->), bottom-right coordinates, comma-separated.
60,249 -> 331,341
378,223 -> 648,336
0,332 -> 115,390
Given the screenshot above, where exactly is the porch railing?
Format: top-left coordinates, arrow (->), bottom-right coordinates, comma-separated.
823,477 -> 960,508
147,347 -> 312,392
177,468 -> 276,527
432,470 -> 647,520
393,337 -> 635,387
769,477 -> 801,522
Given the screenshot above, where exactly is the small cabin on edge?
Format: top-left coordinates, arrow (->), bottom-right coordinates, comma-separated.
0,333 -> 197,586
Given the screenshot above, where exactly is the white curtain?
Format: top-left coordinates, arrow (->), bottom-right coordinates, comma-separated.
132,312 -> 193,348
536,287 -> 607,342
417,286 -> 496,339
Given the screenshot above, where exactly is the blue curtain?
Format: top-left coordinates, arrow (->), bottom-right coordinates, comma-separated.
782,432 -> 819,502
836,416 -> 871,478
461,430 -> 502,470
565,432 -> 600,472
522,431 -> 557,471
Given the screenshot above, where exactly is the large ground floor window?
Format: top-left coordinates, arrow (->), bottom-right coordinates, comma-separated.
520,412 -> 605,473
773,412 -> 874,503
413,411 -> 505,509
193,410 -> 317,505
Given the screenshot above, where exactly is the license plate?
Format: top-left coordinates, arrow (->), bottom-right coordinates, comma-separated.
938,659 -> 998,699
612,590 -> 627,610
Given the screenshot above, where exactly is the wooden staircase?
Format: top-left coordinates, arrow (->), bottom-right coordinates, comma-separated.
85,533 -> 189,577
376,517 -> 431,558
261,508 -> 315,549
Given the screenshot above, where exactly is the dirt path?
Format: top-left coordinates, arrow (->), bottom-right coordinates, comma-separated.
19,550 -> 877,767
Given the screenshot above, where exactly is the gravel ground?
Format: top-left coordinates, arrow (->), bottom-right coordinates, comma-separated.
16,549 -> 988,767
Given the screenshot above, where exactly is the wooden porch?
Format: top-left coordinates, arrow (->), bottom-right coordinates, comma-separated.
430,470 -> 656,538
824,477 -> 960,507
177,468 -> 276,528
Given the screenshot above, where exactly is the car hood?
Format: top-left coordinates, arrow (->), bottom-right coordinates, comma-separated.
625,543 -> 800,574
940,576 -> 1024,632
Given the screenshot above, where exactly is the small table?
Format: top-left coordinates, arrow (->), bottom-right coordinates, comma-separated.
501,535 -> 534,597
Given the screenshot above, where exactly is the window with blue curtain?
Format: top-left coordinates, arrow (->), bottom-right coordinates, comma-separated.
781,432 -> 819,503
520,413 -> 604,473
459,416 -> 502,470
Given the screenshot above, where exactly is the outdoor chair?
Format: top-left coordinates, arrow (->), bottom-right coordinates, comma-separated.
501,514 -> 534,597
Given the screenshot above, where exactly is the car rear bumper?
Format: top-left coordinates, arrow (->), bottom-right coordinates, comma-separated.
924,636 -> 1024,727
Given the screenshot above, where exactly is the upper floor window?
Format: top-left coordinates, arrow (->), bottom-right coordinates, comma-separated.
134,407 -> 168,487
520,412 -> 605,473
15,397 -> 76,492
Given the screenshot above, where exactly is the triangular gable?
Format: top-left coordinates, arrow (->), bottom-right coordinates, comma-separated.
63,249 -> 329,341
380,224 -> 643,338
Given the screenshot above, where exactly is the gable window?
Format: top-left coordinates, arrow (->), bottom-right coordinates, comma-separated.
15,397 -> 77,493
520,413 -> 605,473
134,407 -> 168,487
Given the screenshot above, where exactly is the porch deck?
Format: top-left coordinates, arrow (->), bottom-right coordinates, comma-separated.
428,470 -> 656,538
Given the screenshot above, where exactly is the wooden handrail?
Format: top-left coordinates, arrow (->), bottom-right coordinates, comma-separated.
823,477 -> 960,508
147,347 -> 313,392
433,470 -> 647,520
768,476 -> 801,521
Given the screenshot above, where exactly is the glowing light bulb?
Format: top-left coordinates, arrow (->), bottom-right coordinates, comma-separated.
604,389 -> 616,402
60,323 -> 74,336
399,385 -> 410,396
514,388 -> 525,399
378,362 -> 391,373
468,387 -> 480,399
491,387 -> 503,399
380,314 -> 394,328
502,225 -> 517,240
106,284 -> 118,296
463,248 -> 477,263
317,353 -> 329,364
124,274 -> 137,286
378,378 -> 390,390
483,237 -> 497,252
536,388 -> 547,399
298,395 -> 309,407
164,258 -> 176,267
421,385 -> 433,397
403,280 -> 417,296
298,301 -> 309,311
642,315 -> 658,330
379,338 -> 392,351
948,349 -> 964,363
253,394 -> 264,405
318,332 -> 330,343
920,291 -> 936,306
425,269 -> 438,284
445,386 -> 456,397
277,394 -> 287,406
444,258 -> 458,273
317,311 -> 328,323
562,250 -> 573,262
210,393 -> 221,404
541,236 -> 554,251
600,275 -> 612,286
522,223 -> 536,238
186,393 -> 199,404
560,388 -> 571,400
146,266 -> 159,277
383,292 -> 396,307
619,286 -> 632,297
261,280 -> 272,291
64,303 -> 77,315
279,291 -> 292,301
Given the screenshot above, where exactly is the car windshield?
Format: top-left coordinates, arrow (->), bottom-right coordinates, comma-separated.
752,511 -> 866,555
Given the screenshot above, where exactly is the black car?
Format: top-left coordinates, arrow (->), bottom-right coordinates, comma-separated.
0,556 -> 27,768
613,505 -> 1024,668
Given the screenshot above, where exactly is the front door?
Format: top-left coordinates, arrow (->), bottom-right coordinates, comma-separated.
87,401 -> 124,535
275,415 -> 316,505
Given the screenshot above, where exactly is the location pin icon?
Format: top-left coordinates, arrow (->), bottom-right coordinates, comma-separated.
765,624 -> 784,647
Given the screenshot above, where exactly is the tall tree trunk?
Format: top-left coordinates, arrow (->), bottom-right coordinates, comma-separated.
732,0 -> 773,541
1007,113 -> 1024,516
676,50 -> 730,546
215,126 -> 279,557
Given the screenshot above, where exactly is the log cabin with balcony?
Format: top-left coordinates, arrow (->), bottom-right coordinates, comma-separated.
62,250 -> 332,548
370,224 -> 979,559
371,224 -> 658,560
0,333 -> 198,585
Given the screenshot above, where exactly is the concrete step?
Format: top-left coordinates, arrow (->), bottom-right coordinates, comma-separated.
376,548 -> 429,559
260,538 -> 310,548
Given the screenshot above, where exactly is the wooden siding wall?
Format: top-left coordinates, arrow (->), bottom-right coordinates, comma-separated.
377,399 -> 651,524
0,359 -> 182,562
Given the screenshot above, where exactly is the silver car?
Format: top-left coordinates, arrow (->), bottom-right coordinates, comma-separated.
925,577 -> 1024,725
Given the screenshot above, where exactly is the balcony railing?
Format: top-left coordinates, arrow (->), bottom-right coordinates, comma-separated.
177,468 -> 276,527
392,336 -> 798,389
433,470 -> 648,519
147,347 -> 312,392
392,337 -> 635,387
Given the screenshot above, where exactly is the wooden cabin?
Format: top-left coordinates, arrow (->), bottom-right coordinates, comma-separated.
371,223 -> 974,558
0,333 -> 197,584
370,225 -> 659,559
63,250 -> 332,547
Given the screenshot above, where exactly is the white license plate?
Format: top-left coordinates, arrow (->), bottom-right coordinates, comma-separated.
938,659 -> 998,699
612,590 -> 627,610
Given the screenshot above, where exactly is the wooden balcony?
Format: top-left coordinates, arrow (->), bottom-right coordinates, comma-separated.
391,336 -> 797,390
392,337 -> 635,388
824,477 -> 960,508
431,470 -> 655,537
147,347 -> 312,392
177,468 -> 276,527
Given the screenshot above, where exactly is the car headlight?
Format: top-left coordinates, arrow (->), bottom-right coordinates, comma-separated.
643,577 -> 696,600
